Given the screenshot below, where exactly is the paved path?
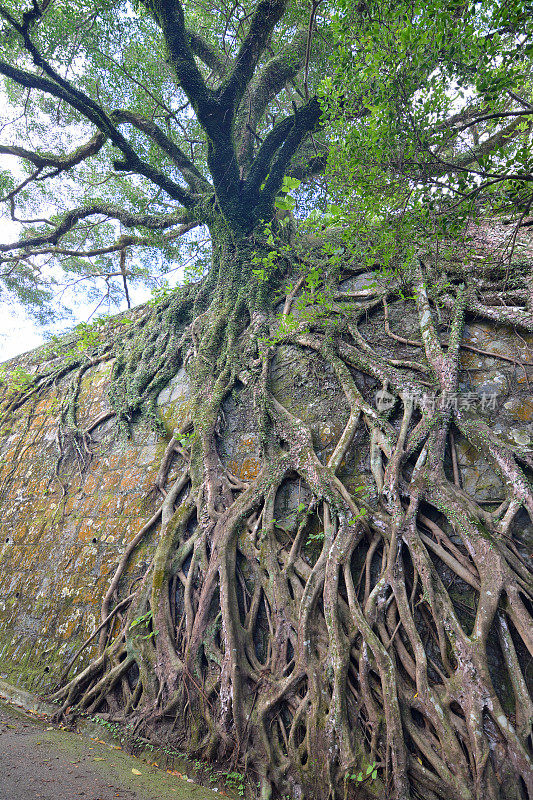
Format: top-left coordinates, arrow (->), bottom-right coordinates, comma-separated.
0,700 -> 220,800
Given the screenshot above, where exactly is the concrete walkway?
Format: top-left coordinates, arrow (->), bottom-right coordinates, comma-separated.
0,700 -> 221,800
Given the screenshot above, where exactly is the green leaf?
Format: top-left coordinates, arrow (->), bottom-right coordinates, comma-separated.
274,196 -> 296,211
282,176 -> 301,191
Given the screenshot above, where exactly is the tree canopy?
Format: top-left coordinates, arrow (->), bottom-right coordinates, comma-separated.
0,0 -> 328,319
324,0 -> 533,273
1,0 -> 532,322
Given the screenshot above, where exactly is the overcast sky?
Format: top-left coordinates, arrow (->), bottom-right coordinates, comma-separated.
0,213 -> 42,361
0,281 -> 153,364
0,201 -> 158,364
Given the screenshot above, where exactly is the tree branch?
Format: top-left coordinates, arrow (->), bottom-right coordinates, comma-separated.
287,144 -> 328,181
187,29 -> 228,78
142,1 -> 240,201
0,205 -> 193,256
0,56 -> 195,205
412,116 -> 533,181
144,1 -> 214,124
236,27 -> 308,168
454,116 -> 532,170
245,97 -> 321,198
0,222 -> 199,262
112,110 -> 210,192
0,108 -> 211,195
0,131 -> 106,170
245,115 -> 297,192
261,98 -> 321,198
0,4 -> 198,208
218,0 -> 289,115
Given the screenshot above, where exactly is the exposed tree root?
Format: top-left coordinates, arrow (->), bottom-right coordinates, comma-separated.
9,243 -> 532,800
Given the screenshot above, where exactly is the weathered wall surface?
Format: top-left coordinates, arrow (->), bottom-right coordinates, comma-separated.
0,292 -> 531,693
0,342 -> 190,689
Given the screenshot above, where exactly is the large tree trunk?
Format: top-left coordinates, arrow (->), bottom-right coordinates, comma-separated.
36,220 -> 533,800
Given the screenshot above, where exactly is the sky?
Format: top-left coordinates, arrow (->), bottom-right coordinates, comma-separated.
0,186 -> 171,364
0,306 -> 45,362
0,214 -> 43,362
0,274 -> 153,363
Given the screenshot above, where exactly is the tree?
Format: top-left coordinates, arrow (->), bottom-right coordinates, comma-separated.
0,2 -> 532,800
325,0 -> 533,268
0,0 -> 327,315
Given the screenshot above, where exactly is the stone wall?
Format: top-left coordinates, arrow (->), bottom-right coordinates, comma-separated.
0,338 -> 192,689
0,298 -> 531,692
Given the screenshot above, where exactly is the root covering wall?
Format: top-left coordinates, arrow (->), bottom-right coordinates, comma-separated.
0,301 -> 531,698
0,318 -> 348,689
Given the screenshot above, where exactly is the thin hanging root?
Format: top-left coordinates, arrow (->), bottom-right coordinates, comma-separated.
370,427 -> 384,494
384,295 -> 531,368
98,506 -> 162,653
57,592 -> 135,685
449,429 -> 461,487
